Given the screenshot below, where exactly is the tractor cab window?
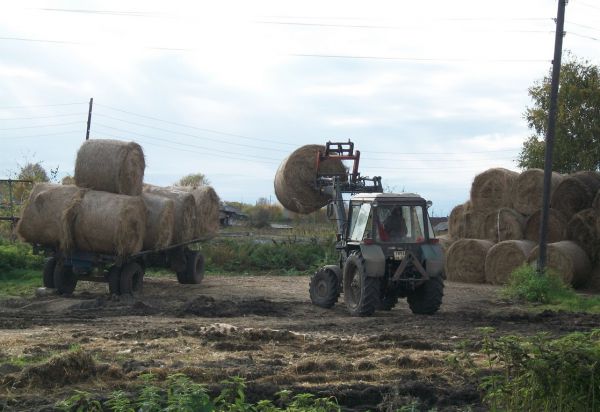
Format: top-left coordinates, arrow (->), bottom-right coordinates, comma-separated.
376,205 -> 427,243
349,203 -> 372,241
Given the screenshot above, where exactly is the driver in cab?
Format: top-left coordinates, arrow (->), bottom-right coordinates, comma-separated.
380,206 -> 408,241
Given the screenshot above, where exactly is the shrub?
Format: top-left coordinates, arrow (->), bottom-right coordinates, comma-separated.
503,264 -> 574,304
0,240 -> 43,272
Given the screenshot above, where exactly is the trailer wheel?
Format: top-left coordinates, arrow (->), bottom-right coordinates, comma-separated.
107,266 -> 121,295
343,252 -> 380,317
177,250 -> 205,284
120,262 -> 144,296
42,257 -> 57,288
53,259 -> 77,295
309,267 -> 340,308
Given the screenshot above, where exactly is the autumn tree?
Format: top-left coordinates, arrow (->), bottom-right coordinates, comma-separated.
176,173 -> 210,187
518,55 -> 600,173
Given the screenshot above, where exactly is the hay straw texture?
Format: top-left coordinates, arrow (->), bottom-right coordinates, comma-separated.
142,193 -> 174,250
528,241 -> 591,287
567,208 -> 599,260
448,203 -> 467,238
17,183 -> 79,249
524,208 -> 567,243
143,185 -> 196,244
550,171 -> 600,219
74,139 -> 145,196
274,145 -> 346,214
512,169 -> 563,216
470,168 -> 519,211
463,209 -> 486,239
482,208 -> 525,243
484,240 -> 535,285
176,185 -> 221,238
446,239 -> 494,283
68,190 -> 146,257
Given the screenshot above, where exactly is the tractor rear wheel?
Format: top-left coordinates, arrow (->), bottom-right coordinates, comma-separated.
343,252 -> 380,316
378,290 -> 399,311
407,276 -> 444,315
53,259 -> 77,295
309,267 -> 340,308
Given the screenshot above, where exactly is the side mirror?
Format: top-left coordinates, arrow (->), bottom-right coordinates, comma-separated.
426,200 -> 433,209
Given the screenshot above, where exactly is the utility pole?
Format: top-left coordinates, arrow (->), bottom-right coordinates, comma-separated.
538,0 -> 567,273
85,97 -> 94,140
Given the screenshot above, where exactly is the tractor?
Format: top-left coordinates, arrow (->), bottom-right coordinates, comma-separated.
309,141 -> 445,316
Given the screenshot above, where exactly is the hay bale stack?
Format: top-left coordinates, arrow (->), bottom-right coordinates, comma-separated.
482,208 -> 525,242
75,139 -> 145,196
68,190 -> 146,257
448,203 -> 468,238
524,208 -> 568,243
463,208 -> 486,239
551,171 -> 600,219
438,234 -> 455,255
512,169 -> 563,216
141,193 -> 175,251
446,239 -> 494,283
17,183 -> 79,250
470,168 -> 519,211
528,241 -> 592,287
567,209 -> 599,260
143,185 -> 196,244
274,145 -> 346,214
176,185 -> 221,238
485,240 -> 535,285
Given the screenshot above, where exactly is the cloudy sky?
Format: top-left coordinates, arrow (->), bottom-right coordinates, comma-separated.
0,0 -> 598,216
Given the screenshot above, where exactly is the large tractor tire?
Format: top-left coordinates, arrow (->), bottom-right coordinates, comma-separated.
378,290 -> 399,311
407,276 -> 444,315
120,262 -> 144,296
343,252 -> 380,316
309,267 -> 340,308
42,257 -> 57,288
176,250 -> 205,284
53,259 -> 77,295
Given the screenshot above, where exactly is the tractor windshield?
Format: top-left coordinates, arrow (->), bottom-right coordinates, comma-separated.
376,205 -> 429,243
349,203 -> 372,241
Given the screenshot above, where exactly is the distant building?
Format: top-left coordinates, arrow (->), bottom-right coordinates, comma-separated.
430,217 -> 449,235
219,203 -> 248,226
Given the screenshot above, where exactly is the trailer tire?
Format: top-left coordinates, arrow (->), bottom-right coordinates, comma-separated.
42,257 -> 57,288
107,266 -> 121,295
309,267 -> 340,308
177,250 -> 204,284
343,252 -> 380,316
53,259 -> 77,295
119,262 -> 144,296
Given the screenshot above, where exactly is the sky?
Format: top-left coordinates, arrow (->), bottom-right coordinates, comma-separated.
0,0 -> 598,216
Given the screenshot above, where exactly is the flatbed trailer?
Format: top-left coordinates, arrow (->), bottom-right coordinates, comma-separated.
34,237 -> 212,296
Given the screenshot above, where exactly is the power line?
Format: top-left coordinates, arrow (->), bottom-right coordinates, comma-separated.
567,21 -> 600,33
362,148 -> 519,155
569,31 -> 599,41
0,121 -> 83,131
292,53 -> 549,63
0,112 -> 84,121
0,102 -> 86,109
578,1 -> 600,11
94,103 -> 297,147
0,130 -> 82,139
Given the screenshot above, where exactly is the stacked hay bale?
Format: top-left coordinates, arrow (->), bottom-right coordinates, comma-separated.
18,139 -> 220,257
446,167 -> 600,288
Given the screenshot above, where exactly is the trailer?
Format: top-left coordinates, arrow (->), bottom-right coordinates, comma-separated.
35,237 -> 211,296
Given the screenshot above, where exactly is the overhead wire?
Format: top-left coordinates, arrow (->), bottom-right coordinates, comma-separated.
0,102 -> 87,109
0,130 -> 82,139
0,112 -> 84,121
0,121 -> 83,131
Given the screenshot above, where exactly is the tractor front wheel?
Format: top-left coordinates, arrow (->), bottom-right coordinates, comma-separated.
309,267 -> 340,308
343,252 -> 380,316
407,276 -> 444,315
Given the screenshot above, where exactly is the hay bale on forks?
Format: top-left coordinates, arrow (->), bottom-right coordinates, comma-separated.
482,208 -> 525,242
524,208 -> 568,243
470,168 -> 519,211
446,239 -> 494,283
142,193 -> 175,250
551,171 -> 600,219
485,240 -> 535,285
176,185 -> 220,239
65,190 -> 147,257
528,241 -> 592,287
74,139 -> 145,196
512,169 -> 563,216
274,145 -> 346,214
17,183 -> 79,250
143,185 -> 196,244
567,209 -> 599,260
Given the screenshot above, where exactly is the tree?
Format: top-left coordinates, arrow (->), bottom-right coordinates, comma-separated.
176,173 -> 210,187
518,55 -> 600,173
13,162 -> 53,204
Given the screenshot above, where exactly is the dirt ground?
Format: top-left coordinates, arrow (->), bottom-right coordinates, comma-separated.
0,275 -> 599,411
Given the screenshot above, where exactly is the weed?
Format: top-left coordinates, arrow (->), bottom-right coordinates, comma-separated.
105,390 -> 134,412
56,390 -> 103,412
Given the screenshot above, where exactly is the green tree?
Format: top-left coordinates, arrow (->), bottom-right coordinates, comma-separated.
518,55 -> 600,173
176,173 -> 209,187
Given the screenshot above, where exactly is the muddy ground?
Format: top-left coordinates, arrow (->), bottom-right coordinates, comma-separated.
0,275 -> 599,411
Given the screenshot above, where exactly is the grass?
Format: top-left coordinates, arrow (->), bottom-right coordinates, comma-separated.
0,240 -> 44,297
503,264 -> 600,313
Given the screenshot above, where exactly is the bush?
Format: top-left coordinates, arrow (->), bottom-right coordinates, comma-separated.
0,240 -> 43,273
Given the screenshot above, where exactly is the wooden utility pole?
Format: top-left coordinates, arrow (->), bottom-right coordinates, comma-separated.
538,0 -> 567,272
85,97 -> 94,140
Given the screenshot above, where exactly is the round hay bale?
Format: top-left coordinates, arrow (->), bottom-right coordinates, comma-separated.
567,208 -> 599,260
524,208 -> 568,243
142,193 -> 175,250
437,234 -> 455,267
448,203 -> 468,238
67,190 -> 146,257
470,168 -> 519,211
143,185 -> 196,244
74,139 -> 145,196
16,183 -> 79,249
527,241 -> 592,287
485,240 -> 536,285
463,209 -> 486,239
512,169 -> 563,216
550,171 -> 600,219
274,145 -> 346,214
175,185 -> 221,239
482,208 -> 525,242
446,239 -> 494,283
